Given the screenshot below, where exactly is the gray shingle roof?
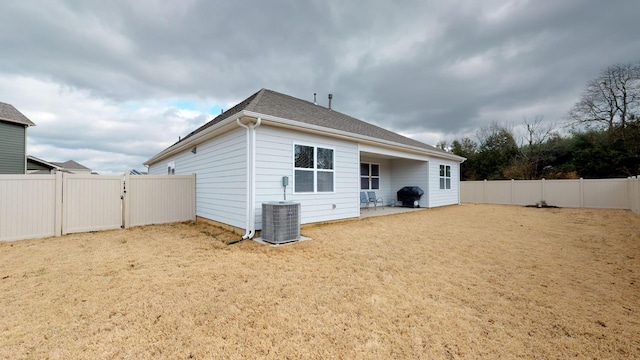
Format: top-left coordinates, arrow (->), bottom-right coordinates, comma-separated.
52,160 -> 90,171
0,102 -> 35,126
178,89 -> 448,155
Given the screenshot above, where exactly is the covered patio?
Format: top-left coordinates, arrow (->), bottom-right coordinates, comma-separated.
359,149 -> 430,211
359,205 -> 425,219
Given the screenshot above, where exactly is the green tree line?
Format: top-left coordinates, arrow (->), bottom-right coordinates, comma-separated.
447,62 -> 640,180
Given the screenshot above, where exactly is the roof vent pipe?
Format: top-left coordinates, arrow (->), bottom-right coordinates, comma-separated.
314,93 -> 317,105
328,93 -> 333,110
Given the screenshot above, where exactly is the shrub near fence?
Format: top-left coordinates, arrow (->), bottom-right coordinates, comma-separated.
0,173 -> 196,242
461,177 -> 640,215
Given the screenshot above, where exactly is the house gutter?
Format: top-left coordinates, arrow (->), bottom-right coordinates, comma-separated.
146,109 -> 466,166
236,117 -> 261,240
240,110 -> 466,163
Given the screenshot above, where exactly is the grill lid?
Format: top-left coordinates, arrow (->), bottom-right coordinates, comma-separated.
397,186 -> 424,197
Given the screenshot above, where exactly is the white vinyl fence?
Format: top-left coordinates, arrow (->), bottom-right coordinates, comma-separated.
461,177 -> 640,215
0,174 -> 61,241
124,174 -> 196,228
63,174 -> 124,234
631,176 -> 640,215
0,173 -> 196,241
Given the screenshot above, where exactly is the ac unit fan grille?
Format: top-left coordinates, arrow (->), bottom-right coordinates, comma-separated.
261,202 -> 301,244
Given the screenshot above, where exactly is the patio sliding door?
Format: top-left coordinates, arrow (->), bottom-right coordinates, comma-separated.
360,163 -> 380,190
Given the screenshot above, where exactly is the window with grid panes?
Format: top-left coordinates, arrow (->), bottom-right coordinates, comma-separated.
439,164 -> 451,189
360,163 -> 379,190
294,144 -> 334,192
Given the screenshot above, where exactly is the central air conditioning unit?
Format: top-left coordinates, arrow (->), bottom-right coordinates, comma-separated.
261,201 -> 301,244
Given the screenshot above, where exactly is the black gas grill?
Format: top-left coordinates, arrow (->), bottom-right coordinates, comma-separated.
397,186 -> 424,208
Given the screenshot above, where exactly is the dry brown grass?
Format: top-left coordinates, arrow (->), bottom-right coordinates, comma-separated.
1,204 -> 639,359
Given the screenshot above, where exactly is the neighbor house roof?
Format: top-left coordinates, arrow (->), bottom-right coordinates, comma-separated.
27,157 -> 92,174
0,102 -> 36,126
148,88 -> 464,164
27,155 -> 64,171
52,160 -> 91,171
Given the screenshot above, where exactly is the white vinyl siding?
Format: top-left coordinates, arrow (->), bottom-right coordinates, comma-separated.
429,159 -> 460,207
147,122 -> 463,229
360,156 -> 392,205
389,159 -> 429,208
148,128 -> 247,229
255,126 -> 358,227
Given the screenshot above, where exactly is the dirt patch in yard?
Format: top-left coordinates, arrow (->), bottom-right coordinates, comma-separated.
1,204 -> 639,359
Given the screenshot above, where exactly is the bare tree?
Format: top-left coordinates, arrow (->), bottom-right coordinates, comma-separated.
568,62 -> 640,139
523,116 -> 556,147
517,116 -> 557,179
436,140 -> 449,151
476,121 -> 514,145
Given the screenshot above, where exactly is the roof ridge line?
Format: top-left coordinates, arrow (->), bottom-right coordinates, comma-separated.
245,88 -> 267,111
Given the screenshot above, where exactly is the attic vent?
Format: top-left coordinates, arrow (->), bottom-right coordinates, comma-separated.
261,202 -> 301,244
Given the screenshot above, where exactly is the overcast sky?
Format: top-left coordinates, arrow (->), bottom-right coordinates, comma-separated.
1,0 -> 639,174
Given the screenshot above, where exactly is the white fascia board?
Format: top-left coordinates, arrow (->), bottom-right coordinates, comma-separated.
145,109 -> 466,166
241,110 -> 466,163
144,113 -> 244,165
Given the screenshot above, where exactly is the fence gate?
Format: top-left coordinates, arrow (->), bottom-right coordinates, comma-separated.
1,173 -> 196,241
62,174 -> 124,235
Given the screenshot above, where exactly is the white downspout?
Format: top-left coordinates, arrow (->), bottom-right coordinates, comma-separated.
236,117 -> 261,239
237,118 -> 251,239
248,117 -> 261,238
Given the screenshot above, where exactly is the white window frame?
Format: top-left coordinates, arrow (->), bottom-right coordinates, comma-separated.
439,164 -> 451,190
293,143 -> 335,193
360,162 -> 380,190
167,161 -> 175,175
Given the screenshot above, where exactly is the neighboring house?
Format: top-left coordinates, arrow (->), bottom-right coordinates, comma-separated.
0,102 -> 35,174
145,88 -> 465,236
52,160 -> 92,174
27,155 -> 63,174
26,156 -> 92,174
